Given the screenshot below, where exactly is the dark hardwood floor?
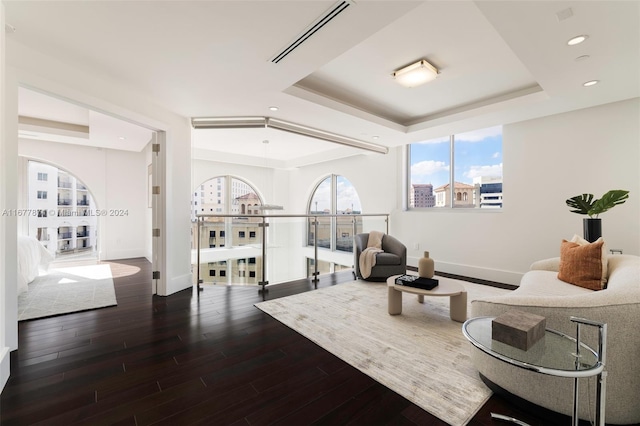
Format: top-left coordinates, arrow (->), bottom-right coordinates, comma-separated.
0,258 -> 588,425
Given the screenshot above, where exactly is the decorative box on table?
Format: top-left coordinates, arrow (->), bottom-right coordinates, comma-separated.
492,310 -> 546,351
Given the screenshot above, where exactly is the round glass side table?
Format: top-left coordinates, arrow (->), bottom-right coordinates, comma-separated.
462,316 -> 607,426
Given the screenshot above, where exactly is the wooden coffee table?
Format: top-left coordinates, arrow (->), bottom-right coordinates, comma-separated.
386,275 -> 467,322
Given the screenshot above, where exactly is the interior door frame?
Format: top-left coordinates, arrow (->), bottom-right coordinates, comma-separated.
151,130 -> 166,295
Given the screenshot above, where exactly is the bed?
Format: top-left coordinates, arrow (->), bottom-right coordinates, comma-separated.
18,235 -> 54,295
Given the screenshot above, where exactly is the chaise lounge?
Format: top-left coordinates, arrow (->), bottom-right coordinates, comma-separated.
469,254 -> 640,424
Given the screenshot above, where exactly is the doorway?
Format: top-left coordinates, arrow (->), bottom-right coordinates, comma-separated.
17,87 -> 164,295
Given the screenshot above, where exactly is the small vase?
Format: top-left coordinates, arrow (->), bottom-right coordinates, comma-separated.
418,251 -> 435,278
583,218 -> 602,243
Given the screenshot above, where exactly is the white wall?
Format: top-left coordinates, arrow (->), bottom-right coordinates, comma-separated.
1,33 -> 193,393
288,151 -> 400,215
5,39 -> 193,296
18,139 -> 148,260
394,98 -> 640,284
0,1 -> 16,391
195,99 -> 640,287
192,159 -> 285,209
192,153 -> 396,283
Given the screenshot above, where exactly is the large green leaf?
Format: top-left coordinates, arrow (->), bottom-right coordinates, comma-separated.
566,193 -> 595,215
589,190 -> 629,217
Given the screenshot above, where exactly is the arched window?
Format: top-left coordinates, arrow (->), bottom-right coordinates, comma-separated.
456,192 -> 462,201
463,192 -> 468,201
27,160 -> 98,259
191,176 -> 263,286
307,174 -> 362,255
191,175 -> 262,220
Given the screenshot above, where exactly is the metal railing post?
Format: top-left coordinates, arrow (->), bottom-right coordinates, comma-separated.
197,217 -> 202,293
194,212 -> 389,291
352,216 -> 357,241
313,216 -> 319,288
259,216 -> 268,293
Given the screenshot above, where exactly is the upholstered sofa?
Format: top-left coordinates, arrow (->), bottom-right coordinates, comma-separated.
354,233 -> 406,281
470,254 -> 640,424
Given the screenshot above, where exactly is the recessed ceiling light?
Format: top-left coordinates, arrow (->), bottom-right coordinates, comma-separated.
583,80 -> 599,87
269,106 -> 279,111
567,35 -> 588,46
372,136 -> 379,140
118,136 -> 126,140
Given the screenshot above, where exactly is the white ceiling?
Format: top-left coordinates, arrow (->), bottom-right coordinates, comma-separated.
6,1 -> 639,168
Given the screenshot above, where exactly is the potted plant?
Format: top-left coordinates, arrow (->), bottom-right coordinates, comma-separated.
566,189 -> 630,242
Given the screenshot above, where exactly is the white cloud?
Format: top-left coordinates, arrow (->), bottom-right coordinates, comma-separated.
411,160 -> 449,176
492,151 -> 501,159
464,163 -> 503,179
337,181 -> 362,211
456,126 -> 502,143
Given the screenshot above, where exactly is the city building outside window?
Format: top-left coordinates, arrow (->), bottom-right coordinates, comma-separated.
192,175 -> 264,285
409,126 -> 502,209
28,161 -> 97,259
307,174 -> 362,276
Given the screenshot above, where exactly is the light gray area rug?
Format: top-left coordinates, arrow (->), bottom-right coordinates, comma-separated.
18,264 -> 117,321
255,278 -> 510,426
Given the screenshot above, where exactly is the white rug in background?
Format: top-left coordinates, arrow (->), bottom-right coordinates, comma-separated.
18,264 -> 117,321
255,278 -> 510,426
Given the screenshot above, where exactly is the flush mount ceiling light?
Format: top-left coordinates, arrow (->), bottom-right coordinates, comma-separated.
392,59 -> 439,88
583,80 -> 599,87
268,106 -> 279,111
567,35 -> 588,46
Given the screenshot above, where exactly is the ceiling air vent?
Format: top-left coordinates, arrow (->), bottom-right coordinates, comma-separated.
270,0 -> 354,64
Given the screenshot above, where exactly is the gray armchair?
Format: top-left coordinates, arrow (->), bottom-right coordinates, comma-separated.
354,233 -> 407,281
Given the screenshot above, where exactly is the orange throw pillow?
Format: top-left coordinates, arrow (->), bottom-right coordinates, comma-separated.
558,239 -> 605,290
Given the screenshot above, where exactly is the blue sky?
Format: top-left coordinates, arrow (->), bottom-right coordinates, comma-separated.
410,126 -> 503,188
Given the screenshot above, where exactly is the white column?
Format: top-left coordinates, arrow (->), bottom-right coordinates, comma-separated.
1,1 -> 19,391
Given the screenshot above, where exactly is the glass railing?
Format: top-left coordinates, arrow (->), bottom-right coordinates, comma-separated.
193,213 -> 389,293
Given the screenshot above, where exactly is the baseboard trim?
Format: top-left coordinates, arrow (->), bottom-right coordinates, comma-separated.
407,265 -> 518,290
1,347 -> 10,393
103,248 -> 147,261
407,258 -> 523,286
